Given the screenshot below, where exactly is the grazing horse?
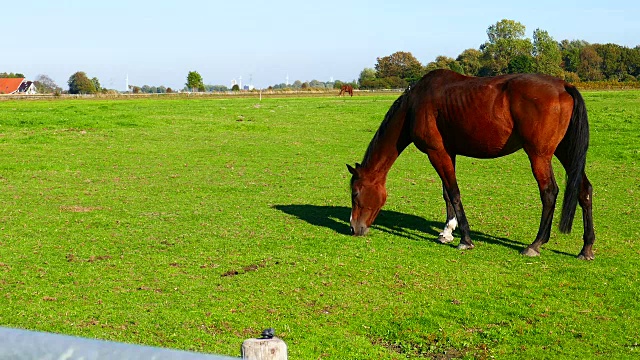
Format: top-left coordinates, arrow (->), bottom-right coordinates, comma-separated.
347,69 -> 595,260
339,84 -> 354,97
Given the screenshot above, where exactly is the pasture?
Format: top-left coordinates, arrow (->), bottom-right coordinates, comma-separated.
0,91 -> 638,359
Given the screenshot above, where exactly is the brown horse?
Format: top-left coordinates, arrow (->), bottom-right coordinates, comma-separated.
339,84 -> 353,97
347,69 -> 594,260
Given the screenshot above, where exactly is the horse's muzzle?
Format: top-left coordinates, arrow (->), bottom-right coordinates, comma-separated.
350,225 -> 369,236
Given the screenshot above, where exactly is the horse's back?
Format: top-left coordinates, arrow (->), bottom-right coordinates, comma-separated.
408,70 -> 574,158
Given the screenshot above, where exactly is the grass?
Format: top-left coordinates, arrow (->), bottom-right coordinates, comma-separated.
0,91 -> 638,359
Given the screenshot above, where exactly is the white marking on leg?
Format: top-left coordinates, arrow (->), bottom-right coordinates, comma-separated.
439,217 -> 457,242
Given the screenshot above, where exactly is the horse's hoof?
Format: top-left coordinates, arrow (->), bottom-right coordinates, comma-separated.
457,243 -> 475,250
521,247 -> 540,257
437,235 -> 455,244
577,253 -> 594,261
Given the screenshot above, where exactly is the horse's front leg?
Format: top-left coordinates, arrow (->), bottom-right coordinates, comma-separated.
427,151 -> 474,250
438,184 -> 458,244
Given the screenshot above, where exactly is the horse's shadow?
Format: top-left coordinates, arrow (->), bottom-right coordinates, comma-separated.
272,204 -> 575,257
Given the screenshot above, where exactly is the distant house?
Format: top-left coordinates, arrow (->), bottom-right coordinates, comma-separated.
0,78 -> 37,94
18,80 -> 37,94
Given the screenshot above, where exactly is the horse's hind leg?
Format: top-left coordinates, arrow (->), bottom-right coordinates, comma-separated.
576,173 -> 595,260
522,155 -> 559,257
555,149 -> 596,260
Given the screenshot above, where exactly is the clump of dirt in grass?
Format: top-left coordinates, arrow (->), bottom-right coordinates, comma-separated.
87,255 -> 112,262
371,331 -> 491,359
66,253 -> 112,263
220,259 -> 270,277
373,337 -> 484,359
221,270 -> 240,277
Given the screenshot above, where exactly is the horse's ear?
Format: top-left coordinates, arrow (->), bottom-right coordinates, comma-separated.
355,163 -> 362,169
347,164 -> 357,175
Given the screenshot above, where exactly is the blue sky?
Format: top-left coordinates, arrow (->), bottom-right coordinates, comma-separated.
3,0 -> 639,90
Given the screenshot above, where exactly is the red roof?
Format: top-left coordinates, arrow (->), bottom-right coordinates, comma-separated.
0,78 -> 25,94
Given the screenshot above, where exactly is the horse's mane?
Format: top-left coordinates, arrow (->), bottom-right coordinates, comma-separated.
361,88 -> 410,167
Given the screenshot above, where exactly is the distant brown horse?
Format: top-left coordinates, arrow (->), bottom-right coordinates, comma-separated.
339,84 -> 353,97
347,69 -> 595,259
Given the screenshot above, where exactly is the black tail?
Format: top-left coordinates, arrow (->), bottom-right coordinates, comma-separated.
559,85 -> 589,233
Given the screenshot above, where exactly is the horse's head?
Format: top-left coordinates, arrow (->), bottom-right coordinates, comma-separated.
347,163 -> 387,236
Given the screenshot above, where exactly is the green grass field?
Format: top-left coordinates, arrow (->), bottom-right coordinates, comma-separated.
0,91 -> 638,359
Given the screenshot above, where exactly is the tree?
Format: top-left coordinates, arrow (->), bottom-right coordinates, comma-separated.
560,39 -> 588,74
205,85 -> 229,92
68,71 -> 97,94
622,46 -> 640,78
0,72 -> 25,78
375,51 -> 424,83
186,71 -> 205,92
578,45 -> 604,81
358,68 -> 377,86
481,19 -> 533,75
563,71 -> 581,83
34,74 -> 61,94
358,79 -> 376,90
309,79 -> 325,88
91,77 -> 102,93
456,49 -> 482,76
359,78 -> 382,90
382,76 -> 408,89
593,43 -> 625,80
424,56 -> 462,74
532,29 -> 562,76
508,54 -> 534,73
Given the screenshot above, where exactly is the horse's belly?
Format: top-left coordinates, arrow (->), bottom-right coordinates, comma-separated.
448,122 -> 522,158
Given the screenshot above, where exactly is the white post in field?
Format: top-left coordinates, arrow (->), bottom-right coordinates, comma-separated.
241,329 -> 287,360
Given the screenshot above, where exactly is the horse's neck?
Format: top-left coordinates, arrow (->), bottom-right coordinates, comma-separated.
362,103 -> 411,182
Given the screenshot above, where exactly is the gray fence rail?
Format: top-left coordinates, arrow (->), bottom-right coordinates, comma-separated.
0,327 -> 238,360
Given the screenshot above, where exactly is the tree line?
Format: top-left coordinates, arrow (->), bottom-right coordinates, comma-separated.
357,19 -> 640,89
180,71 -> 358,92
0,72 -> 26,78
8,19 -> 638,94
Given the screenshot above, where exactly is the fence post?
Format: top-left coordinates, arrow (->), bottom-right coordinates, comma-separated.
241,328 -> 287,360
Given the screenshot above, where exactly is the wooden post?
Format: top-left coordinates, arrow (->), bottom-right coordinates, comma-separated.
241,330 -> 287,360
